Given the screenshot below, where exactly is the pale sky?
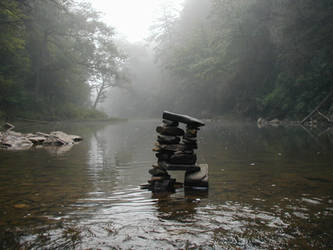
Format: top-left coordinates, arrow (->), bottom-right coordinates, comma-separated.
89,0 -> 184,42
88,0 -> 184,43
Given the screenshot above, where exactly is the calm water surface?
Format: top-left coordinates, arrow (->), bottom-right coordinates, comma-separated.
0,119 -> 332,249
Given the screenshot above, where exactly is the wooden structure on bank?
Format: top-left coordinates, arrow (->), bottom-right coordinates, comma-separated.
141,111 -> 208,192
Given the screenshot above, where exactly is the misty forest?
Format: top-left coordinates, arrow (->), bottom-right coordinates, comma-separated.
1,0 -> 332,120
0,0 -> 333,249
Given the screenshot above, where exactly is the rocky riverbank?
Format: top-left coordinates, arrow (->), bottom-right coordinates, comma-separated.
0,123 -> 83,151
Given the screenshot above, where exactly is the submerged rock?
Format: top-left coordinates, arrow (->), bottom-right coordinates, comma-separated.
44,144 -> 74,155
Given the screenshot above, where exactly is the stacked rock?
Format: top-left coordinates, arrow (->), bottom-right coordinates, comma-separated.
144,111 -> 206,192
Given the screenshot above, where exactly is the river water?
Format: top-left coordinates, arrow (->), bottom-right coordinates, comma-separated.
0,119 -> 332,249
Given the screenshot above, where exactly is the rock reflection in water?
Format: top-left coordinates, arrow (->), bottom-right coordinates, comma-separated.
153,188 -> 208,222
0,119 -> 332,249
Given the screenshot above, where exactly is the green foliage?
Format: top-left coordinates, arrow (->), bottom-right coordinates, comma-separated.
0,0 -> 125,120
151,0 -> 333,119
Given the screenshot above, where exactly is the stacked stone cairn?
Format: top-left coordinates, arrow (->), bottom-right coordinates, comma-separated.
143,111 -> 207,192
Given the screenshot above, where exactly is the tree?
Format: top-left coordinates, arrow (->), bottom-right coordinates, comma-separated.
88,23 -> 128,109
148,0 -> 332,119
0,0 -> 29,116
0,0 -> 126,119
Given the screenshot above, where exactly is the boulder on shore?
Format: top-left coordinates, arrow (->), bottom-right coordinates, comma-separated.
0,126 -> 83,151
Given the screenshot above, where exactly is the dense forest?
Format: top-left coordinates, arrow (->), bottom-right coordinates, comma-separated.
0,0 -> 126,120
1,0 -> 333,120
145,0 -> 333,119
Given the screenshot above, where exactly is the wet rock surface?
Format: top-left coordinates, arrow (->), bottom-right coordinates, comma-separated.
0,123 -> 83,151
163,111 -> 205,127
142,111 -> 208,192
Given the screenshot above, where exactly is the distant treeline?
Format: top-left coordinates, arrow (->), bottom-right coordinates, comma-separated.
1,0 -> 332,121
150,0 -> 333,119
0,0 -> 124,120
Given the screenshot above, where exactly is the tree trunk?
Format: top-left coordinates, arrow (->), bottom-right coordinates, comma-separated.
93,81 -> 105,109
34,31 -> 49,98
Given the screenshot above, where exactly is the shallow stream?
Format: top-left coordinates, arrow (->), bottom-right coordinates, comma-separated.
0,119 -> 332,249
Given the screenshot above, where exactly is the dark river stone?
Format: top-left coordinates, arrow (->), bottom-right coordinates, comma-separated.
162,119 -> 179,127
157,135 -> 181,144
168,153 -> 197,164
156,125 -> 185,136
162,111 -> 205,127
0,119 -> 332,249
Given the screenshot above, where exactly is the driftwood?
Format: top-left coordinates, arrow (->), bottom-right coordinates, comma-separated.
301,89 -> 333,125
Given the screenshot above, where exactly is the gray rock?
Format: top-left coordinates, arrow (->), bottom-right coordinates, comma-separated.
158,161 -> 200,171
153,143 -> 188,152
0,128 -> 82,151
0,132 -> 33,150
156,125 -> 184,136
184,164 -> 208,188
157,135 -> 180,144
28,136 -> 46,145
156,152 -> 172,161
70,135 -> 83,142
149,166 -> 168,176
7,131 -> 23,137
162,119 -> 179,126
152,178 -> 175,192
163,111 -> 205,127
35,132 -> 50,137
182,137 -> 197,145
184,128 -> 198,138
44,131 -> 81,145
168,153 -> 197,164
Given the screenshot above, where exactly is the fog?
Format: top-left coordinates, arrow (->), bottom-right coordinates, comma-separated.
1,1 -> 333,249
0,0 -> 332,121
102,43 -> 169,118
100,0 -> 333,120
102,42 -> 210,118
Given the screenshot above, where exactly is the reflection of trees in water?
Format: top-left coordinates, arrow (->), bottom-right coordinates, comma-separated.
201,120 -> 333,164
0,122 -> 112,248
199,119 -> 333,206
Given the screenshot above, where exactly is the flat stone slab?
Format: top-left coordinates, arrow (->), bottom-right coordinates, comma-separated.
163,111 -> 205,127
